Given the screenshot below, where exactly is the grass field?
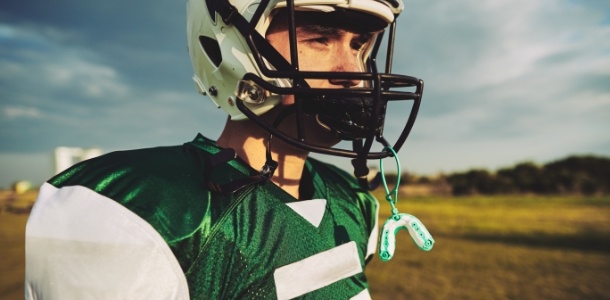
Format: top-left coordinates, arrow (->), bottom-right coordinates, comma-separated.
367,192 -> 610,300
0,213 -> 27,300
1,191 -> 609,299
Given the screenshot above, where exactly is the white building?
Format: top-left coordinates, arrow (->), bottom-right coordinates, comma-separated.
54,147 -> 103,174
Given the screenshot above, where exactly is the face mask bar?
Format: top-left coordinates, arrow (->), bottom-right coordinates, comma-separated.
236,76 -> 422,156
214,0 -> 423,160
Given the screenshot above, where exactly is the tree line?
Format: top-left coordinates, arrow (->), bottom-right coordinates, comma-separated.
394,155 -> 610,196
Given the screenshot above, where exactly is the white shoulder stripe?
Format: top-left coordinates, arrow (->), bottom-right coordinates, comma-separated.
285,199 -> 326,228
351,288 -> 372,300
25,183 -> 189,300
274,241 -> 362,299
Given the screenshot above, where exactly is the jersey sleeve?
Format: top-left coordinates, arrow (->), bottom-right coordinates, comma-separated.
25,183 -> 190,300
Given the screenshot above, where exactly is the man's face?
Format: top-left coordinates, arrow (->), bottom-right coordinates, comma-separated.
266,11 -> 378,105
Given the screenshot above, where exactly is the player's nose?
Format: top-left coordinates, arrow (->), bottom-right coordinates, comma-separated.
328,48 -> 363,88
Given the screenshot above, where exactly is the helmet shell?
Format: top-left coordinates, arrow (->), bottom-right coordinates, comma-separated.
186,0 -> 403,120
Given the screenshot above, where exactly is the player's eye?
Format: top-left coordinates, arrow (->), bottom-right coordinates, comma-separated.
306,37 -> 329,45
351,34 -> 373,51
351,41 -> 366,51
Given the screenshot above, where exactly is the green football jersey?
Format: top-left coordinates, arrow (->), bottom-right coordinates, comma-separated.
25,134 -> 379,299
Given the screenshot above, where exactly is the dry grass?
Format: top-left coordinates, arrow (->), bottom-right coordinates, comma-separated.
0,213 -> 27,300
367,193 -> 610,300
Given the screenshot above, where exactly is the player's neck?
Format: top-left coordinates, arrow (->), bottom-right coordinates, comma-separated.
217,118 -> 308,199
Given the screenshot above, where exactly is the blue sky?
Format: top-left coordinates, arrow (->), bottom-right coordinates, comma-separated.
1,0 -> 609,188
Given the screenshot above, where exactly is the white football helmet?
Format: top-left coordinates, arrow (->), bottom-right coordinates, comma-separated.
187,0 -> 423,181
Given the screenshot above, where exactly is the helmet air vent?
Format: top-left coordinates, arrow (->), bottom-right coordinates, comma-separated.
205,0 -> 217,23
199,36 -> 222,67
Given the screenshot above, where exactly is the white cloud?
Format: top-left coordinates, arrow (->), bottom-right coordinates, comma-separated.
42,59 -> 129,98
3,106 -> 42,118
383,0 -> 610,174
1,23 -> 130,101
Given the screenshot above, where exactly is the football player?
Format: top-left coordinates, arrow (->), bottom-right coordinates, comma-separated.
25,0 -> 423,298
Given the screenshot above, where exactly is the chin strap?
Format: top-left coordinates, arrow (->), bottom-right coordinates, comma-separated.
207,107 -> 301,195
378,146 -> 435,262
259,106 -> 298,181
205,147 -> 276,195
261,134 -> 278,180
205,138 -> 277,194
352,157 -> 381,191
352,139 -> 382,191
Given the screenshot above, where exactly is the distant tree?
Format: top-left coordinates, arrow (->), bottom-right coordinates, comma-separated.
400,172 -> 417,185
381,173 -> 399,188
497,162 -> 547,193
417,176 -> 431,184
445,172 -> 472,195
491,173 -> 517,194
443,155 -> 610,196
543,155 -> 610,195
447,169 -> 495,195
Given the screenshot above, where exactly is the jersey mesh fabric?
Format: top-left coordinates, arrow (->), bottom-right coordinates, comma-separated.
48,134 -> 378,299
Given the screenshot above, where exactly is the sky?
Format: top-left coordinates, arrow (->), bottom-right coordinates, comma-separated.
1,0 -> 609,188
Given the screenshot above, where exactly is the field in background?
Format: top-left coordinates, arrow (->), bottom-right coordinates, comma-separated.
0,189 -> 34,300
0,213 -> 27,300
367,192 -> 610,299
1,191 -> 609,299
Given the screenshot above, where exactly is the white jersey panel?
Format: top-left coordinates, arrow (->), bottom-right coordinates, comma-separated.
285,199 -> 327,228
25,183 -> 189,300
273,241 -> 362,299
366,197 -> 380,259
351,288 -> 373,300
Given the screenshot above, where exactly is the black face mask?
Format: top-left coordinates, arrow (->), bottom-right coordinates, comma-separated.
304,95 -> 383,141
